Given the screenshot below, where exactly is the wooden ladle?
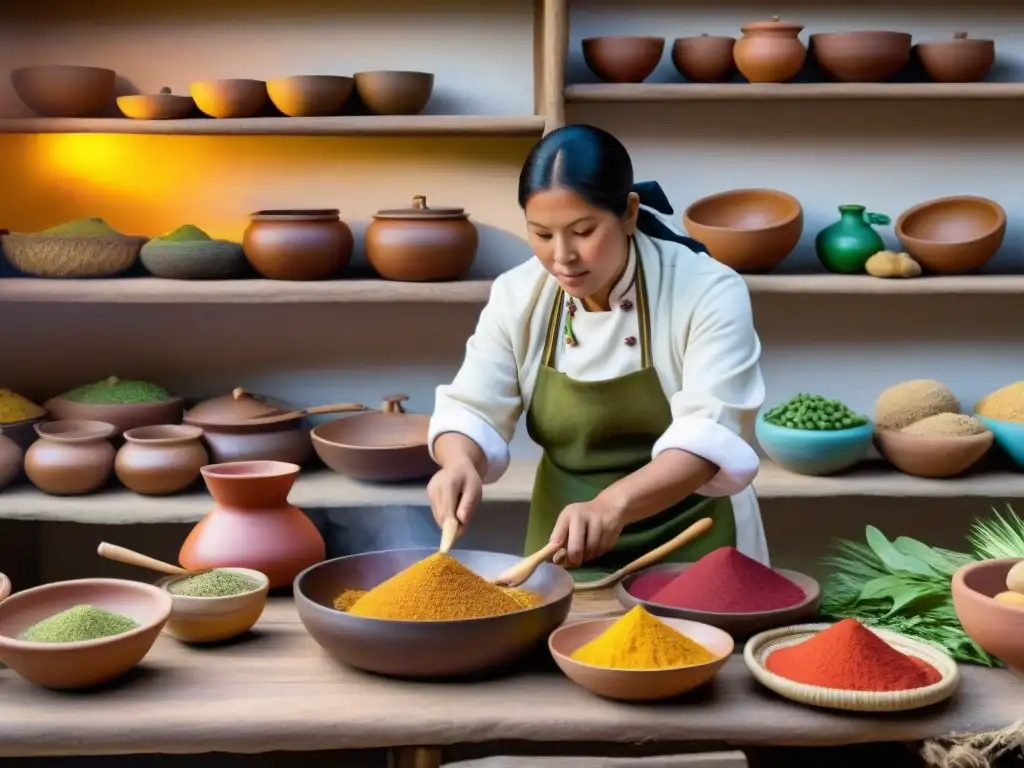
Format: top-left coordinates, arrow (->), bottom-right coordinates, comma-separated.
237,401 -> 371,426
493,541 -> 565,588
439,517 -> 462,555
97,542 -> 195,577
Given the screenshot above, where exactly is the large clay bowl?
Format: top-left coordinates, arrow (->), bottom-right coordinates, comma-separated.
353,71 -> 433,116
311,412 -> 436,482
810,31 -> 912,82
915,34 -> 995,83
294,548 -> 574,678
683,189 -> 803,272
267,75 -> 354,117
874,428 -> 993,479
44,395 -> 185,435
0,578 -> 171,689
671,35 -> 736,83
582,37 -> 665,83
896,196 -> 1006,274
615,563 -> 821,638
952,559 -> 1024,675
190,79 -> 267,119
10,65 -> 115,117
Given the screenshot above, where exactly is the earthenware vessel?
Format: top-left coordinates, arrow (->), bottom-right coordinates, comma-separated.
139,239 -> 246,279
353,71 -> 434,115
582,37 -> 665,83
10,65 -> 115,117
952,559 -> 1024,675
24,420 -> 116,495
117,88 -> 195,120
267,75 -> 354,117
672,35 -> 736,83
875,429 -> 993,479
190,79 -> 267,119
916,32 -> 995,83
0,430 -> 23,491
242,209 -> 353,281
45,381 -> 184,435
733,17 -> 806,83
815,205 -> 891,274
156,567 -> 269,644
810,31 -> 912,82
115,425 -> 209,495
895,196 -> 1006,274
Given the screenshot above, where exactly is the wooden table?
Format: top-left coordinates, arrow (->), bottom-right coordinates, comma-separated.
0,592 -> 1020,764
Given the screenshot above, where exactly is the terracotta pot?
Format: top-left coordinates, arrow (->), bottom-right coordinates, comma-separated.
365,196 -> 479,282
915,32 -> 995,83
44,393 -> 184,435
895,196 -> 1006,274
242,209 -> 353,281
24,420 -> 116,496
10,65 -> 116,118
810,31 -> 912,82
582,37 -> 665,83
115,425 -> 209,496
0,431 -> 23,491
672,35 -> 737,83
353,71 -> 434,116
874,428 -> 993,479
733,17 -> 806,83
952,559 -> 1024,675
180,461 -> 325,588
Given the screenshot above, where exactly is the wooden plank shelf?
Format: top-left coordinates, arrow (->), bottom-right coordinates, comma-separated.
565,83 -> 1024,102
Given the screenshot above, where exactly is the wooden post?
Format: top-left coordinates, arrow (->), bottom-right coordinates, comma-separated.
540,0 -> 568,133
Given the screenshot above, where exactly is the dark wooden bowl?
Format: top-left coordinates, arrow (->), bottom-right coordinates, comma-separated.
896,195 -> 1006,274
582,37 -> 665,83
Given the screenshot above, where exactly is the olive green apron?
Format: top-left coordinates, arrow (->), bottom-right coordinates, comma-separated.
524,256 -> 736,581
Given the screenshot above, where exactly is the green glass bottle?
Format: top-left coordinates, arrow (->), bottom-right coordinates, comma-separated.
815,205 -> 891,275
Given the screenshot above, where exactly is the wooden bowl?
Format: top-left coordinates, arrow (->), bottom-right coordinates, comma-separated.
915,33 -> 995,83
874,428 -> 993,479
1,232 -> 147,278
116,93 -> 195,120
10,65 -> 115,117
810,31 -> 912,82
549,615 -> 733,701
672,35 -> 736,83
190,79 -> 267,119
896,196 -> 1006,274
0,578 -> 171,689
156,568 -> 269,644
267,75 -> 354,117
311,411 -> 436,482
953,558 -> 1024,676
683,189 -> 803,272
45,394 -> 184,435
0,574 -> 10,604
353,71 -> 434,116
582,37 -> 665,83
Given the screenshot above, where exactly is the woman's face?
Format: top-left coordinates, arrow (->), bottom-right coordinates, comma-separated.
524,188 -> 639,304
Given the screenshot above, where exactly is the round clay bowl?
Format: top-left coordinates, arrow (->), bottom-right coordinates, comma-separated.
582,37 -> 665,83
116,93 -> 195,120
756,416 -> 873,476
267,75 -> 354,117
353,71 -> 433,116
115,424 -> 209,495
810,31 -> 912,82
683,189 -> 803,272
10,65 -> 115,117
874,428 -> 993,479
0,574 -> 10,604
615,563 -> 821,638
44,394 -> 185,435
0,416 -> 45,453
140,239 -> 246,280
190,79 -> 267,119
0,431 -> 23,491
915,34 -> 995,83
549,615 -> 733,701
896,196 -> 1006,274
294,548 -> 573,678
671,35 -> 736,83
0,578 -> 172,690
156,567 -> 269,644
952,559 -> 1024,676
311,412 -> 436,482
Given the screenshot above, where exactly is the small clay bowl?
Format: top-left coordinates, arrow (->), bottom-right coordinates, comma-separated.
0,574 -> 10,604
672,35 -> 736,83
155,567 -> 269,644
190,79 -> 267,119
683,189 -> 803,272
582,37 -> 665,83
139,239 -> 246,280
267,75 -> 354,117
353,71 -> 434,116
915,32 -> 995,83
874,428 -> 993,479
896,196 -> 1006,274
615,563 -> 821,638
548,615 -> 733,701
117,93 -> 196,120
115,424 -> 209,495
10,65 -> 116,117
810,31 -> 912,82
0,578 -> 172,690
44,394 -> 185,435
952,558 -> 1024,676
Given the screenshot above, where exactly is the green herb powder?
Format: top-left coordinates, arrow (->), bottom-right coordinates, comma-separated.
168,569 -> 261,598
157,224 -> 212,242
763,393 -> 868,431
21,604 -> 139,643
40,217 -> 121,237
64,377 -> 171,405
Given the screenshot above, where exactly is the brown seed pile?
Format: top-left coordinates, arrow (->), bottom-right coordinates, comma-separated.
901,412 -> 988,438
875,379 -> 960,431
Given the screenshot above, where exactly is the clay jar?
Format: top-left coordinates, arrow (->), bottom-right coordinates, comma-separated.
180,461 -> 325,588
242,209 -> 353,281
916,32 -> 995,83
115,425 -> 209,496
672,35 -> 737,83
0,430 -> 23,491
365,195 -> 479,282
733,17 -> 807,83
25,420 -> 116,495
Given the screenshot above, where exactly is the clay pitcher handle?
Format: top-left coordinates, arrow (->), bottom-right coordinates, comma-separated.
97,542 -> 192,577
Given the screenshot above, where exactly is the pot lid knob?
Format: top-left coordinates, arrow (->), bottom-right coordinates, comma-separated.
382,394 -> 409,413
953,31 -> 968,39
232,386 -> 247,400
771,15 -> 780,22
412,195 -> 427,209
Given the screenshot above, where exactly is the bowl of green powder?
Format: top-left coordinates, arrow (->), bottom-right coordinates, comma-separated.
139,224 -> 246,280
156,567 -> 269,644
1,218 -> 147,278
45,376 -> 185,434
0,578 -> 172,689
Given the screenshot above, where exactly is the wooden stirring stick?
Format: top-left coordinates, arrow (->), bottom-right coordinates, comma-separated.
492,541 -> 565,588
97,542 -> 194,577
438,517 -> 462,555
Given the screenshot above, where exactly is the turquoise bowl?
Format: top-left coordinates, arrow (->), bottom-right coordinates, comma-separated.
976,415 -> 1024,467
755,413 -> 873,476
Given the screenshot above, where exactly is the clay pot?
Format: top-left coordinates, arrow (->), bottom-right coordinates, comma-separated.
117,91 -> 196,120
895,196 -> 1006,274
115,425 -> 209,496
733,17 -> 806,83
874,429 -> 993,479
952,559 -> 1024,675
45,385 -> 184,435
10,65 -> 116,118
267,75 -> 354,117
25,420 -> 116,496
582,37 -> 665,83
916,32 -> 995,83
353,71 -> 434,116
190,79 -> 267,119
810,31 -> 912,82
0,430 -> 23,491
815,205 -> 891,275
0,417 -> 45,453
365,196 -> 479,282
180,461 -> 326,588
672,35 -> 737,83
243,209 -> 353,281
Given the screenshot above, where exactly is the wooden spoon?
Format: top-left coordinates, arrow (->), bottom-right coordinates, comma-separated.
438,517 -> 462,555
492,541 -> 565,588
97,542 -> 195,577
237,401 -> 371,426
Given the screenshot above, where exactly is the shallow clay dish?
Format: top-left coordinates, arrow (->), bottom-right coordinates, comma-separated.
190,79 -> 267,119
582,37 -> 665,83
140,239 -> 246,280
549,615 -> 733,701
354,71 -> 434,115
672,35 -> 736,83
0,578 -> 172,690
810,31 -> 912,82
294,548 -> 573,678
10,65 -> 115,117
895,196 -> 1006,274
953,558 -> 1024,676
1,232 -> 146,278
117,92 -> 195,120
916,32 -> 995,83
156,567 -> 269,644
267,75 -> 354,117
874,428 -> 993,479
615,563 -> 821,637
683,189 -> 803,272
45,393 -> 184,434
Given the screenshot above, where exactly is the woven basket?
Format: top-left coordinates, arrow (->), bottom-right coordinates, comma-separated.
2,233 -> 147,278
744,622 -> 960,712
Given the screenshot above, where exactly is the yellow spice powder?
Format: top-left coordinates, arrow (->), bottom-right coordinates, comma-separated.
976,382 -> 1024,423
0,389 -> 45,424
570,606 -> 717,670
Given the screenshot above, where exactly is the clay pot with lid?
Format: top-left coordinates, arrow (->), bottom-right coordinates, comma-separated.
916,33 -> 995,83
242,209 -> 353,281
115,425 -> 209,496
733,17 -> 807,83
0,429 -> 23,492
25,420 -> 116,495
672,35 -> 737,83
365,196 -> 479,282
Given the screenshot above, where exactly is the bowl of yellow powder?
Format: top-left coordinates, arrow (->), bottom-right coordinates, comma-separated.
156,567 -> 269,644
548,605 -> 733,701
139,225 -> 246,280
1,218 -> 148,278
294,548 -> 574,678
976,382 -> 1024,467
875,412 -> 994,479
0,388 -> 47,452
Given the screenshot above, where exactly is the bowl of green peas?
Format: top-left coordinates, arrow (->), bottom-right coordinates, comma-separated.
755,394 -> 872,476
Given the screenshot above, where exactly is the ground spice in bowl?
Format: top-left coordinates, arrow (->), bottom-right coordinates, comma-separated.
64,376 -> 172,405
976,382 -> 1024,423
0,389 -> 45,424
39,217 -> 122,237
156,224 -> 212,242
900,412 -> 987,437
168,569 -> 262,598
20,604 -> 139,643
571,606 -> 716,670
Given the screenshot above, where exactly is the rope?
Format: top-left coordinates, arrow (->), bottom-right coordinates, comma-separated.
921,721 -> 1024,768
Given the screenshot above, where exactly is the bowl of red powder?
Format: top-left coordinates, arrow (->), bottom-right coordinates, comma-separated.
952,557 -> 1024,676
616,547 -> 821,636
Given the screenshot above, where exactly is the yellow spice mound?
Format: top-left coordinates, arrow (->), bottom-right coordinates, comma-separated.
570,606 -> 716,670
901,412 -> 987,438
334,585 -> 541,613
976,382 -> 1024,423
0,389 -> 45,425
875,379 -> 959,431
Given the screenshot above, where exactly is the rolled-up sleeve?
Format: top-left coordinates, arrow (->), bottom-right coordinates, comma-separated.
651,272 -> 765,497
428,279 -> 523,484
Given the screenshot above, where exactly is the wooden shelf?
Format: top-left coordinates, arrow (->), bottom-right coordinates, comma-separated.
741,274 -> 1024,295
566,83 -> 1024,102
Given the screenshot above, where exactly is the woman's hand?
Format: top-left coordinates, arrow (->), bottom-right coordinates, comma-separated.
549,497 -> 626,567
427,460 -> 483,531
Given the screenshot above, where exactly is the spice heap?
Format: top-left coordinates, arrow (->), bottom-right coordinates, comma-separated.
765,618 -> 940,692
156,224 -> 213,242
21,604 -> 139,643
901,413 -> 987,438
570,606 -> 716,670
0,389 -> 45,424
630,547 -> 806,613
875,379 -> 959,431
335,584 -> 540,612
976,382 -> 1024,423
63,376 -> 172,405
762,393 -> 867,431
40,217 -> 121,237
168,569 -> 262,598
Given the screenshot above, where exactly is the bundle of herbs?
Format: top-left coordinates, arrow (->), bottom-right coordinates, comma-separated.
820,505 -> 1024,666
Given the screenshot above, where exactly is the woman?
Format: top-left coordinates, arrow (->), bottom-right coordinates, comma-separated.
426,124 -> 767,580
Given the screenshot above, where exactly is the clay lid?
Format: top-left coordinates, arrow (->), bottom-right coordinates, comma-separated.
249,209 -> 340,221
944,31 -> 993,43
742,16 -> 803,33
373,195 -> 468,220
184,387 -> 282,425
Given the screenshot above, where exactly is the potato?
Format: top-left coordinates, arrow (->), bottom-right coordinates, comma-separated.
994,590 -> 1024,608
1006,560 -> 1024,594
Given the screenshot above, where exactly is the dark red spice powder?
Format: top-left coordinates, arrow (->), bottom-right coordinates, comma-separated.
633,547 -> 806,613
765,618 -> 941,692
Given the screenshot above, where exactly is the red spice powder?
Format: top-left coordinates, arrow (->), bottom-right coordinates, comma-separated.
636,547 -> 806,613
765,618 -> 941,692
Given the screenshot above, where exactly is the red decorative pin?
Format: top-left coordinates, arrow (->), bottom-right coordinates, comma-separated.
624,336 -> 637,346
